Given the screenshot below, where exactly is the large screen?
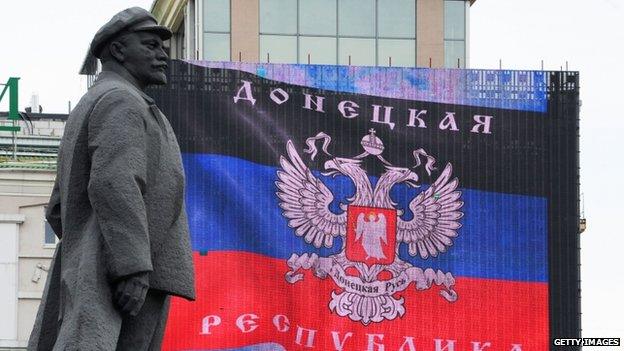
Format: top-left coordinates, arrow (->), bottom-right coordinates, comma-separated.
149,61 -> 580,351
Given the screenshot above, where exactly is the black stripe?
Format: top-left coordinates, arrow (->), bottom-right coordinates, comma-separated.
150,61 -> 549,197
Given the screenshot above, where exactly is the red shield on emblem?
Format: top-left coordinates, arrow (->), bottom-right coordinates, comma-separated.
346,205 -> 397,266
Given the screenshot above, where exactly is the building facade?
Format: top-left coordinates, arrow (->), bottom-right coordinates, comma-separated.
0,115 -> 64,350
152,0 -> 473,68
0,167 -> 57,350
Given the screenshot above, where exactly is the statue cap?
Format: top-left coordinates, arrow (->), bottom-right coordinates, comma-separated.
90,7 -> 172,58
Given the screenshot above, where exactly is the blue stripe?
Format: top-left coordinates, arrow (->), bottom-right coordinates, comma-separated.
184,153 -> 548,282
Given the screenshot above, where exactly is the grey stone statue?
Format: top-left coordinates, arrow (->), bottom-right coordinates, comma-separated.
28,7 -> 195,351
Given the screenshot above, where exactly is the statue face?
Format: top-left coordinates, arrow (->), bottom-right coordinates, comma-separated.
119,31 -> 168,86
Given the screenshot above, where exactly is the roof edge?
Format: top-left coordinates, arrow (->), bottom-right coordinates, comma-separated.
151,0 -> 187,31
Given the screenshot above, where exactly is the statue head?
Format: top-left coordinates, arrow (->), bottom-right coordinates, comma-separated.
90,7 -> 172,88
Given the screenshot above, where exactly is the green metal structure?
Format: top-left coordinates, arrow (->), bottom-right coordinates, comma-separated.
0,77 -> 22,132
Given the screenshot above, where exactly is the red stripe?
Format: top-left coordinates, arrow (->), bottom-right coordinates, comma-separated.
163,252 -> 549,351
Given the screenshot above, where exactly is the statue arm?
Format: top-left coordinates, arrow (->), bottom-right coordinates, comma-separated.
87,89 -> 153,281
45,178 -> 62,239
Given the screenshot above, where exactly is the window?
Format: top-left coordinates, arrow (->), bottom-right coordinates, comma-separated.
444,1 -> 465,40
260,35 -> 297,63
299,0 -> 336,36
260,0 -> 297,34
43,207 -> 57,247
259,0 -> 417,67
299,36 -> 337,64
378,39 -> 415,67
338,38 -> 375,66
204,0 -> 230,32
44,221 -> 56,245
338,0 -> 375,37
204,33 -> 231,61
444,40 -> 465,69
202,0 -> 231,60
444,0 -> 466,68
377,0 -> 415,38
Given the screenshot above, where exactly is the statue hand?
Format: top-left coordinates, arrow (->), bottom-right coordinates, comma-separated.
114,272 -> 149,316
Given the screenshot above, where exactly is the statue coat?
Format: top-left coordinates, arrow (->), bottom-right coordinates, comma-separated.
28,71 -> 195,351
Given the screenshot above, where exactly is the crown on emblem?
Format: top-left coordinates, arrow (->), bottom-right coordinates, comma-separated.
360,129 -> 385,156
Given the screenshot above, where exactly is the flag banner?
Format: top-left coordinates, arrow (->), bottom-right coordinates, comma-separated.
148,61 -> 580,351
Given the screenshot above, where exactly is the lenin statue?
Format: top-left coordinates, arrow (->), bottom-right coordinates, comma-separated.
28,7 -> 196,351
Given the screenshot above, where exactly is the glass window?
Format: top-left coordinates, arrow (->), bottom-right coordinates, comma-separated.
378,39 -> 415,67
203,33 -> 231,61
203,0 -> 230,32
260,0 -> 297,34
338,38 -> 375,66
378,0 -> 415,38
43,207 -> 56,245
179,20 -> 186,59
444,40 -> 465,68
299,36 -> 337,64
44,221 -> 56,245
444,1 -> 465,40
300,0 -> 337,36
260,35 -> 297,63
338,0 -> 375,37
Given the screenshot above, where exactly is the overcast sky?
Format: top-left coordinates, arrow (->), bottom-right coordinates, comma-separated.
1,0 -> 622,338
469,0 -> 624,337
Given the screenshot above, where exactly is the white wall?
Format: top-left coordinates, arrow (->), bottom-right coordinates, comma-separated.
0,170 -> 54,350
0,214 -> 25,347
17,204 -> 55,343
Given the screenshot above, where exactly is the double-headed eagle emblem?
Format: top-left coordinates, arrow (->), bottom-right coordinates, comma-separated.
276,130 -> 464,325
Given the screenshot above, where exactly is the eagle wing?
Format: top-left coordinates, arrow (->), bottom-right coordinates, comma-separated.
397,163 -> 464,259
276,141 -> 347,248
355,213 -> 365,241
377,214 -> 387,245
